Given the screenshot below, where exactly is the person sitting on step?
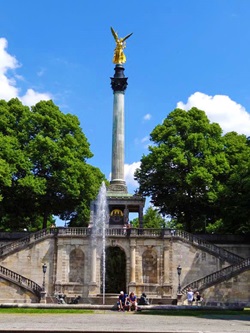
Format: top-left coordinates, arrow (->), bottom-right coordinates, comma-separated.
117,291 -> 128,311
128,291 -> 138,311
138,292 -> 149,305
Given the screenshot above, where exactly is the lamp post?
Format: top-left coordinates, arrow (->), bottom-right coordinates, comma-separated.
177,265 -> 182,294
42,263 -> 47,291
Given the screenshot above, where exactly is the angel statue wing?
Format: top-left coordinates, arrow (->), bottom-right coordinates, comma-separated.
121,32 -> 133,42
111,27 -> 119,42
110,27 -> 133,43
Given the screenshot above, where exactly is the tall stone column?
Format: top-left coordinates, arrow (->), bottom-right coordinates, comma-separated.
163,245 -> 169,284
109,64 -> 128,193
130,242 -> 136,284
91,246 -> 97,283
89,244 -> 98,296
162,242 -> 173,297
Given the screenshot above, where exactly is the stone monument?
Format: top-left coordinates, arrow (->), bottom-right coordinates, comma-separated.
91,28 -> 145,228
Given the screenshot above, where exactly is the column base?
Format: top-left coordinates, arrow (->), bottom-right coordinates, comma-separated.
88,282 -> 98,296
108,180 -> 127,193
128,282 -> 136,294
40,290 -> 47,303
177,293 -> 183,305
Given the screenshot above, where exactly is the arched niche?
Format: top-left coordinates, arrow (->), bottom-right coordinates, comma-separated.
69,248 -> 84,283
142,248 -> 157,283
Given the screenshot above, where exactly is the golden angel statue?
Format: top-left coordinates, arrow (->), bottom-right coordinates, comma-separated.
111,27 -> 133,64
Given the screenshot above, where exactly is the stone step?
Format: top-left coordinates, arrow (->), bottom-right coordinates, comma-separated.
0,299 -> 32,303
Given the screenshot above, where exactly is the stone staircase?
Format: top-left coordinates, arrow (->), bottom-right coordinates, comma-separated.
0,227 -> 247,304
0,228 -> 59,258
0,264 -> 42,301
0,227 -> 244,264
181,257 -> 250,294
0,229 -> 58,302
172,230 -> 244,264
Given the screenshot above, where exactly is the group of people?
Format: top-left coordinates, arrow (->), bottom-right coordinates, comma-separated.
117,288 -> 203,310
187,288 -> 203,305
117,291 -> 138,311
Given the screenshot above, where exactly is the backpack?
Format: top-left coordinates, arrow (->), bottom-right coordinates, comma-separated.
138,293 -> 149,305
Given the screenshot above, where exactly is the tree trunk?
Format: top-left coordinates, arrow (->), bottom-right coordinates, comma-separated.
42,212 -> 48,229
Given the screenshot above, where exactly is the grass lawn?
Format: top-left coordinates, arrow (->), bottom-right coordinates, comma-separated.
0,307 -> 249,317
139,308 -> 250,317
0,308 -> 94,314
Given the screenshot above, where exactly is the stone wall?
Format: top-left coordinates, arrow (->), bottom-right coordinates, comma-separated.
0,278 -> 37,303
172,239 -> 229,292
202,270 -> 250,306
1,238 -> 55,295
0,231 -> 249,304
217,244 -> 250,259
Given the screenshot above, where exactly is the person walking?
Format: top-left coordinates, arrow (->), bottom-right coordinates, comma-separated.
187,287 -> 194,305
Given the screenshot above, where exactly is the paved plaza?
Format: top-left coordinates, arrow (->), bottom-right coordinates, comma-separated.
0,310 -> 249,332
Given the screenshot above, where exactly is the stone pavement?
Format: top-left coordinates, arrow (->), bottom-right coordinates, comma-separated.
0,310 -> 249,332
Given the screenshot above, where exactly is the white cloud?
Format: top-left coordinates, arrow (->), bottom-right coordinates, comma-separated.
143,113 -> 151,121
21,89 -> 51,106
0,38 -> 19,72
124,162 -> 140,189
0,37 -> 52,106
37,68 -> 46,77
177,92 -> 250,136
0,71 -> 20,100
141,136 -> 150,149
0,38 -> 20,100
141,136 -> 149,143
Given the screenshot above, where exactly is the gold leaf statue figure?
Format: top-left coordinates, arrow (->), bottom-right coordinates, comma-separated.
111,27 -> 133,64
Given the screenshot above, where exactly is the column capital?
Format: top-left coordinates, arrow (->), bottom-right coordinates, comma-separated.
110,65 -> 128,92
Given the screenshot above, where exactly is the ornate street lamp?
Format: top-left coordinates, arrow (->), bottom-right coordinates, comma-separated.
42,263 -> 47,291
177,265 -> 182,294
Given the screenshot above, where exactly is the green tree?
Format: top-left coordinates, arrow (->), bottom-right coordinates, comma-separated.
0,98 -> 106,230
0,98 -> 38,230
131,206 -> 166,228
135,108 -> 230,233
214,132 -> 250,233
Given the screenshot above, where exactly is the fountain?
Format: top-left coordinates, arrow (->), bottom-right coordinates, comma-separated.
91,182 -> 109,304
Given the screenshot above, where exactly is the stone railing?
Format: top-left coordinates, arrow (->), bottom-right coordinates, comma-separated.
173,230 -> 243,264
0,227 -> 243,265
58,227 -> 243,264
0,228 -> 58,258
0,265 -> 42,298
181,257 -> 250,294
57,227 -> 90,236
95,227 -> 243,264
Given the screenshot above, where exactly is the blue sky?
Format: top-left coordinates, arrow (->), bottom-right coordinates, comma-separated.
1,1 -> 250,224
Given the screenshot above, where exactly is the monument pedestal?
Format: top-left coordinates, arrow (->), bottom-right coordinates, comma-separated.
88,282 -> 99,296
40,290 -> 47,303
177,293 -> 183,305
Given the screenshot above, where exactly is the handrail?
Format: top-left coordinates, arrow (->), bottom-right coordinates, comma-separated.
181,257 -> 250,294
173,230 -> 243,264
90,227 -> 243,264
57,227 -> 89,236
0,228 -> 58,258
0,265 -> 42,298
0,227 -> 243,265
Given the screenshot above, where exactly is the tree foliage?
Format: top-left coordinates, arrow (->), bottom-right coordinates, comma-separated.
215,132 -> 250,233
0,98 -> 106,230
135,107 -> 250,234
131,206 -> 166,228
